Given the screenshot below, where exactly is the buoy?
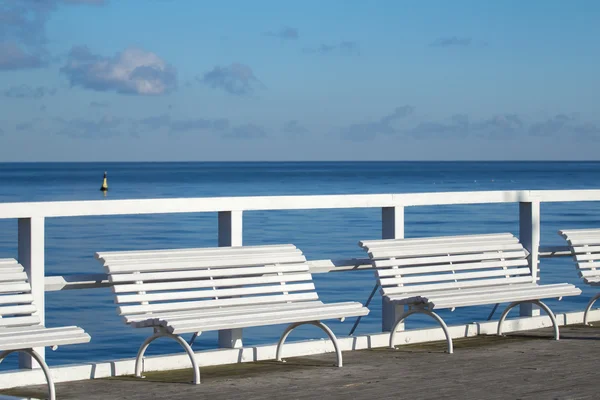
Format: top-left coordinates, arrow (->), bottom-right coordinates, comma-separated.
100,171 -> 108,191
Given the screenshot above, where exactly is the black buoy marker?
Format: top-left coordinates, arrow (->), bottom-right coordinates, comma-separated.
100,171 -> 108,191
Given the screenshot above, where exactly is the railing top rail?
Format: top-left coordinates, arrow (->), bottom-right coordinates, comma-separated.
1,189 -> 600,219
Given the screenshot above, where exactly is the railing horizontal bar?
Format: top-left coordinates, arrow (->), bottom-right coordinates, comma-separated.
44,274 -> 110,291
43,246 -> 576,292
43,259 -> 375,291
3,189 -> 600,220
539,245 -> 572,258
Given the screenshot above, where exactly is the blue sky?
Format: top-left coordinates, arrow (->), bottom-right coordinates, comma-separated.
0,0 -> 598,161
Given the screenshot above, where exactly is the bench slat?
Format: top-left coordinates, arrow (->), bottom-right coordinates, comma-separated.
162,302 -> 364,325
97,244 -> 298,260
571,245 -> 600,253
102,249 -> 305,267
0,315 -> 41,328
168,306 -> 369,334
368,243 -> 525,259
0,283 -> 32,294
381,275 -> 534,296
377,259 -> 528,277
110,264 -> 309,283
427,285 -> 580,309
115,282 -> 316,304
359,233 -> 516,247
364,237 -> 520,252
0,304 -> 37,316
105,254 -> 307,273
380,267 -> 531,286
118,292 -> 320,316
124,301 -> 328,323
0,329 -> 91,351
0,259 -> 21,267
575,253 -> 600,262
0,272 -> 28,283
374,250 -> 527,269
113,273 -> 313,293
0,294 -> 34,306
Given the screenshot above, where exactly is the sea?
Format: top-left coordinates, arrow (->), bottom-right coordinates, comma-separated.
1,161 -> 600,368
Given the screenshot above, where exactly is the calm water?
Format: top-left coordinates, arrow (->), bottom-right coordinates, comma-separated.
0,161 -> 599,367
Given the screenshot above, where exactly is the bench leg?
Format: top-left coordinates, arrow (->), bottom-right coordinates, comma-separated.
584,293 -> 600,325
0,349 -> 55,400
389,308 -> 453,354
276,321 -> 343,367
497,300 -> 559,340
135,330 -> 201,384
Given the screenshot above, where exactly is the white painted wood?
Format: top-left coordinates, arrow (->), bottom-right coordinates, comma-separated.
382,276 -> 535,295
103,254 -> 307,273
112,272 -> 313,293
118,292 -> 320,316
115,282 -> 317,304
217,210 -> 244,349
519,201 -> 541,317
4,190 -> 600,221
17,218 -> 45,369
98,244 -> 295,260
381,205 -> 404,332
169,307 -> 369,334
110,264 -> 309,283
361,233 -> 518,248
99,244 -> 369,354
378,259 -> 528,276
373,250 -> 527,268
559,228 -> 600,285
370,243 -> 525,258
360,233 -> 580,320
99,247 -> 305,265
0,294 -> 35,305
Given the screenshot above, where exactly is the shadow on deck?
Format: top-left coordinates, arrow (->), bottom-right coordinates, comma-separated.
3,324 -> 600,400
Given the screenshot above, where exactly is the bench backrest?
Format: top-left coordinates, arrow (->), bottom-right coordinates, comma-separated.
0,259 -> 40,328
359,233 -> 532,297
95,244 -> 318,318
559,228 -> 600,285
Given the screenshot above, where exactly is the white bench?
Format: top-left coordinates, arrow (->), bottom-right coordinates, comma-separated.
96,244 -> 368,384
0,258 -> 90,400
359,233 -> 581,353
559,228 -> 600,325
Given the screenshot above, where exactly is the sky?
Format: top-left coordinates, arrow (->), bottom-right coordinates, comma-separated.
0,0 -> 598,161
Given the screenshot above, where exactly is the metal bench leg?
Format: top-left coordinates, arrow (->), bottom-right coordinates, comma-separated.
584,293 -> 600,325
389,308 -> 453,354
0,349 -> 56,400
276,321 -> 343,367
497,300 -> 559,340
135,330 -> 201,384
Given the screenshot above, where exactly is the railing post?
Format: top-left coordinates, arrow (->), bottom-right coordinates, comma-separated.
217,211 -> 244,348
18,217 -> 45,369
381,206 -> 405,332
519,200 -> 541,317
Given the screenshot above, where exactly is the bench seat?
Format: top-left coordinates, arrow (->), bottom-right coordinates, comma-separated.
0,325 -> 89,351
386,282 -> 580,309
559,228 -> 600,324
359,233 -> 581,353
96,244 -> 369,384
0,258 -> 91,400
130,301 -> 366,333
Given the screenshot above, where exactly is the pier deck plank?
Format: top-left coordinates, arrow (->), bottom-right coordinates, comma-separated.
3,325 -> 600,399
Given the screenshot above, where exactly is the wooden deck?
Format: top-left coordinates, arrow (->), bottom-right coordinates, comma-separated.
3,325 -> 600,400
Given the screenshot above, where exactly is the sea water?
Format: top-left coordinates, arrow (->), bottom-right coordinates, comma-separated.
0,161 -> 599,367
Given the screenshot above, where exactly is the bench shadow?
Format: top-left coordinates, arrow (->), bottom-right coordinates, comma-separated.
105,356 -> 338,384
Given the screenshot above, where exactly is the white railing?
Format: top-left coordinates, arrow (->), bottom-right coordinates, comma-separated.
0,189 -> 599,382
